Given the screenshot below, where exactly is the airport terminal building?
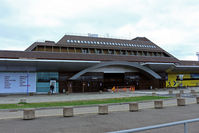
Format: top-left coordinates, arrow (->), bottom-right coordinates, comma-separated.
0,34 -> 199,94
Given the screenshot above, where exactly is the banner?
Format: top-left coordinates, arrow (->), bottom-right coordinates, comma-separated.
0,72 -> 36,93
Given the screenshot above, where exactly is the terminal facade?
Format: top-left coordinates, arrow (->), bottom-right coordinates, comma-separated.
0,34 -> 199,94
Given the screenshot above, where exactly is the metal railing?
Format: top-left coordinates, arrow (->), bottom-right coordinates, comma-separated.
107,118 -> 199,133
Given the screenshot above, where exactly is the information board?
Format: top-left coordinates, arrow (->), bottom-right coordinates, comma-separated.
0,72 -> 36,93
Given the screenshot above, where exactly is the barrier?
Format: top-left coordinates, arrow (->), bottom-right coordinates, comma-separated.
98,105 -> 108,115
23,108 -> 35,120
63,106 -> 74,117
154,100 -> 163,109
196,97 -> 199,104
169,90 -> 173,95
129,103 -> 139,112
107,118 -> 199,133
177,98 -> 186,106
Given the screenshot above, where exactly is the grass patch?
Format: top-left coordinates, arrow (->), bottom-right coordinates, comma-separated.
0,96 -> 170,109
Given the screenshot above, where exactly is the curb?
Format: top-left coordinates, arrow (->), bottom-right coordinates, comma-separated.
0,97 -> 175,112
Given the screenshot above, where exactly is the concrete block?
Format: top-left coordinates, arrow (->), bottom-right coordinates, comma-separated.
177,98 -> 186,106
169,90 -> 173,95
23,108 -> 35,120
63,106 -> 73,117
129,103 -> 139,112
19,98 -> 27,103
98,105 -> 108,115
154,100 -> 163,109
191,90 -> 195,93
176,93 -> 181,98
180,90 -> 184,94
192,92 -> 197,97
196,97 -> 199,104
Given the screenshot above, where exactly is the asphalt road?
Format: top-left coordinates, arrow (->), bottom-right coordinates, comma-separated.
1,103 -> 199,133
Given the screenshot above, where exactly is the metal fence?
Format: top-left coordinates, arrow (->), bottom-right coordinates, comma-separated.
107,118 -> 199,133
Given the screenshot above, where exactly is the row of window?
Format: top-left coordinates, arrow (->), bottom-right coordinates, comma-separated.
35,46 -> 169,57
80,48 -> 168,57
66,39 -> 156,48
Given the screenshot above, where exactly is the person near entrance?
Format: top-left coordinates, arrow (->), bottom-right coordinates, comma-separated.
50,83 -> 55,94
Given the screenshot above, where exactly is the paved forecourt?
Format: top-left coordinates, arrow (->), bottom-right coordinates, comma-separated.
1,100 -> 199,133
0,97 -> 196,120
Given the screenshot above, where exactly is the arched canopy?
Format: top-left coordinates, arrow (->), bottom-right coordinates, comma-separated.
70,61 -> 161,80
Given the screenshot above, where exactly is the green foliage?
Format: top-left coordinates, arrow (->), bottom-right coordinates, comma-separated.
0,96 -> 170,109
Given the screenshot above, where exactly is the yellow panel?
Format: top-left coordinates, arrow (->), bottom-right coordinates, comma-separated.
166,73 -> 199,87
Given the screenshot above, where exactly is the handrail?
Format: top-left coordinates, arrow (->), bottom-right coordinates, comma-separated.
107,118 -> 199,133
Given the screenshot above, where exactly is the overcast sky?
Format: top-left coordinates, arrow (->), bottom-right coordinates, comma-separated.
0,0 -> 199,60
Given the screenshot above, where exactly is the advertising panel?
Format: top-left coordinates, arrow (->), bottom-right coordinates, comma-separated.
0,72 -> 36,93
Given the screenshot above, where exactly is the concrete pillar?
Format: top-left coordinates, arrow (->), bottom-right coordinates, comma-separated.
152,92 -> 156,96
19,98 -> 27,103
196,97 -> 199,104
180,90 -> 184,94
23,108 -> 35,120
129,103 -> 139,112
154,100 -> 163,109
177,98 -> 186,106
176,93 -> 181,98
98,105 -> 108,115
169,90 -> 173,95
63,106 -> 74,117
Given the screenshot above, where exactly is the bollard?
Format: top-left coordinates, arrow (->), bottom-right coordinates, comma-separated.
176,93 -> 181,98
23,108 -> 35,120
63,106 -> 74,117
98,105 -> 108,115
169,90 -> 173,95
154,100 -> 163,109
152,92 -> 156,96
129,103 -> 139,112
192,92 -> 197,97
180,90 -> 184,94
177,98 -> 186,106
196,97 -> 199,104
19,98 -> 27,104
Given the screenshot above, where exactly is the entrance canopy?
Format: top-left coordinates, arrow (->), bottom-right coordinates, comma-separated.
70,61 -> 162,80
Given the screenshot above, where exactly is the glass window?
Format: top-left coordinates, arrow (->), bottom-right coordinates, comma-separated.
87,41 -> 90,44
71,40 -> 73,43
77,40 -> 80,43
108,50 -> 114,54
97,42 -> 99,44
120,50 -> 126,55
103,42 -> 106,45
106,42 -> 109,45
82,48 -> 89,53
80,40 -> 84,43
96,49 -> 102,54
83,41 -> 86,43
67,40 -> 70,43
90,41 -> 93,44
74,40 -> 77,43
94,41 -> 96,44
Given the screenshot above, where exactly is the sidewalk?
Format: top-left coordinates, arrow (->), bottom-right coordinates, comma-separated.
0,87 -> 198,104
0,97 -> 197,120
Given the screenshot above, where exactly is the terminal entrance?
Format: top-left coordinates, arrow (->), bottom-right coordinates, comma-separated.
104,73 -> 125,89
